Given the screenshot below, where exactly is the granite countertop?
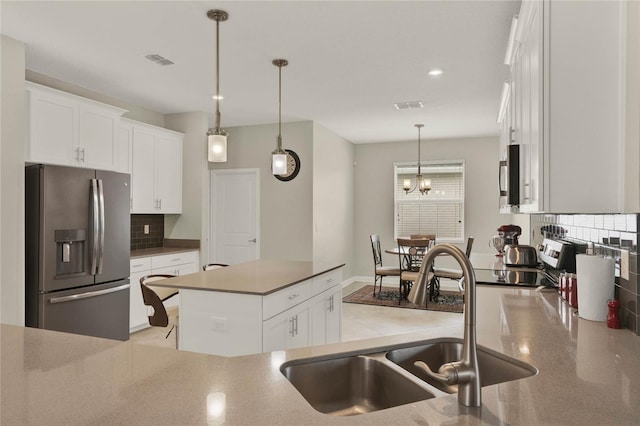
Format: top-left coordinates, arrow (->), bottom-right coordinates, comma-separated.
130,246 -> 199,259
2,286 -> 639,425
151,259 -> 345,295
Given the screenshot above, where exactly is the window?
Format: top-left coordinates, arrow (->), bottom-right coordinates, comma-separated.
394,161 -> 465,242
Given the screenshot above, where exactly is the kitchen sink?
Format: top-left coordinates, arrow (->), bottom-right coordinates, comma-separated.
386,338 -> 538,394
280,353 -> 438,416
280,337 -> 537,416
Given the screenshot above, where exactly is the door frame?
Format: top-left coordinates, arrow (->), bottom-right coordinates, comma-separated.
209,168 -> 261,264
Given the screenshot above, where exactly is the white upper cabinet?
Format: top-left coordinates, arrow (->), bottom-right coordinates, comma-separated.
155,131 -> 183,213
504,0 -> 625,213
116,120 -> 133,175
26,82 -> 127,171
126,118 -> 183,214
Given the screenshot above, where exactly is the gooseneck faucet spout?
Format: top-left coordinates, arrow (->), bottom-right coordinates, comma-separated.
414,243 -> 481,407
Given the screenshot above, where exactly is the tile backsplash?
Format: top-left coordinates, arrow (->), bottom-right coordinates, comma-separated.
130,214 -> 164,251
531,213 -> 639,335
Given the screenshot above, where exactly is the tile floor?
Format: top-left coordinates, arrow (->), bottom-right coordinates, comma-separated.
129,281 -> 463,350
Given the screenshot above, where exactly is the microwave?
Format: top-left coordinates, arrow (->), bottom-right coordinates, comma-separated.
499,144 -> 520,210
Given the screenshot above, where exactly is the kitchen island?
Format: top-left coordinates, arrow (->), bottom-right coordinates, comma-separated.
2,286 -> 639,425
150,259 -> 344,356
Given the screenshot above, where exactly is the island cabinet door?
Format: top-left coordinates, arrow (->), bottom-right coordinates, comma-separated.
263,301 -> 311,352
311,286 -> 342,346
179,290 -> 263,357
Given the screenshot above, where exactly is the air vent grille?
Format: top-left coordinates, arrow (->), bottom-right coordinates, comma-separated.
145,54 -> 175,66
394,101 -> 424,110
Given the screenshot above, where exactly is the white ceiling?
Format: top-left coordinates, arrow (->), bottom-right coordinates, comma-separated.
1,0 -> 520,144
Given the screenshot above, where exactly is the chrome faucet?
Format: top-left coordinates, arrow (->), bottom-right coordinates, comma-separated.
414,243 -> 481,407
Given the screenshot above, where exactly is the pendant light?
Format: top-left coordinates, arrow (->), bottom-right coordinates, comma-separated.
403,124 -> 431,195
272,59 -> 288,175
207,9 -> 229,163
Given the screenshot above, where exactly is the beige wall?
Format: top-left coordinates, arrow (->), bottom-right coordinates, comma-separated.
1,36 -> 26,325
312,123 -> 355,278
210,121 -> 314,261
353,136 -> 509,277
164,112 -> 210,264
26,70 -> 165,128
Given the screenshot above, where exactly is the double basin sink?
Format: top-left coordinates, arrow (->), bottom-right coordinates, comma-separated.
280,337 -> 537,417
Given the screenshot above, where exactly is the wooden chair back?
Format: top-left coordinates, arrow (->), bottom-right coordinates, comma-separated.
140,274 -> 177,328
370,234 -> 384,267
397,238 -> 431,272
465,237 -> 475,257
203,263 -> 229,271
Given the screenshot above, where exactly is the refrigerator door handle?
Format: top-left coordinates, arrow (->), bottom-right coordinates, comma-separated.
90,179 -> 99,275
97,179 -> 105,274
49,283 -> 131,304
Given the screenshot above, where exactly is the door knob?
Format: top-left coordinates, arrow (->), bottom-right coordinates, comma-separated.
248,238 -> 257,243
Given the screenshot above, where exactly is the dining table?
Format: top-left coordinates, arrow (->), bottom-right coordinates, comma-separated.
385,240 -> 436,304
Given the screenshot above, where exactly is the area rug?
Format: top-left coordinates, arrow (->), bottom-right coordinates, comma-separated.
343,285 -> 464,313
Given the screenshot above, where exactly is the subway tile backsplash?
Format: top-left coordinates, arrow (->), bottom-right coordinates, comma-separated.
130,214 -> 164,251
531,213 -> 640,335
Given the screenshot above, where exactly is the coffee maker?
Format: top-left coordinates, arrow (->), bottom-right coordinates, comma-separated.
498,224 -> 521,245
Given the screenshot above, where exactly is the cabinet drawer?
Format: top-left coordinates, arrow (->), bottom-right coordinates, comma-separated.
263,280 -> 312,321
130,257 -> 152,273
312,268 -> 342,295
151,251 -> 198,269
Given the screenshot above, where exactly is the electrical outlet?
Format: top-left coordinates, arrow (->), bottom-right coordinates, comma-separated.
210,316 -> 227,331
144,225 -> 150,234
621,249 -> 629,280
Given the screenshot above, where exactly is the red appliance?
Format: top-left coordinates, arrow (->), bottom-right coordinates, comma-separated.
498,224 -> 521,245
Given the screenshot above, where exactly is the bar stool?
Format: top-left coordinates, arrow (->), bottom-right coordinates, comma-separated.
203,263 -> 229,271
140,274 -> 179,345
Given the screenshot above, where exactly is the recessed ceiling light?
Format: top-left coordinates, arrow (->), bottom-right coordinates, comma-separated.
428,68 -> 443,77
212,95 -> 224,100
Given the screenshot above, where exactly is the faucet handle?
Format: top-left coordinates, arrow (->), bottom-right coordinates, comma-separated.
414,361 -> 459,386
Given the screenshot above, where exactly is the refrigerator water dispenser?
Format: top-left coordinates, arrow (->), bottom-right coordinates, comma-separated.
55,229 -> 86,276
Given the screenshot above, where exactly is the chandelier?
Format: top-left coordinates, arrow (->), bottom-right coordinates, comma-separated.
403,124 -> 431,195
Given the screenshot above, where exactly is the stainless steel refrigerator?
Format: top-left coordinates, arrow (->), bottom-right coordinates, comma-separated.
25,164 -> 131,341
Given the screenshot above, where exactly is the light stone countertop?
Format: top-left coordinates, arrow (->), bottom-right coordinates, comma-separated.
2,286 -> 639,425
130,246 -> 199,259
150,259 -> 344,295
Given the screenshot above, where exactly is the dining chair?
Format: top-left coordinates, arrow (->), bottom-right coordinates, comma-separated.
203,263 -> 229,271
406,252 -> 436,307
370,234 -> 401,297
397,237 -> 431,304
140,274 -> 179,344
430,237 -> 474,300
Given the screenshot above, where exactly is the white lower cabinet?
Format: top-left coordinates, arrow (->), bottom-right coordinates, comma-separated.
128,250 -> 199,333
178,267 -> 343,356
263,300 -> 312,352
311,286 -> 342,346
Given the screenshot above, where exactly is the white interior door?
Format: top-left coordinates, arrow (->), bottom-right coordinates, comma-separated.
210,169 -> 260,265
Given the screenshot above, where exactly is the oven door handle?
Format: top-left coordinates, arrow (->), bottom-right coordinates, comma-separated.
49,284 -> 130,304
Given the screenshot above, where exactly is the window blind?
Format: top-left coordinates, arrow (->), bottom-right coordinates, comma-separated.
395,162 -> 464,241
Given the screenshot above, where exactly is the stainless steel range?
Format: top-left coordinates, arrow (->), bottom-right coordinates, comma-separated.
474,238 -> 586,288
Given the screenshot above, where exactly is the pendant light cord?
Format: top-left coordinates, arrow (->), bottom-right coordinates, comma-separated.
215,18 -> 221,130
417,125 -> 421,175
277,63 -> 282,150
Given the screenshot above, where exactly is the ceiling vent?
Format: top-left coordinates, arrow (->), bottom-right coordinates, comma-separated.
394,101 -> 424,110
144,54 -> 175,66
